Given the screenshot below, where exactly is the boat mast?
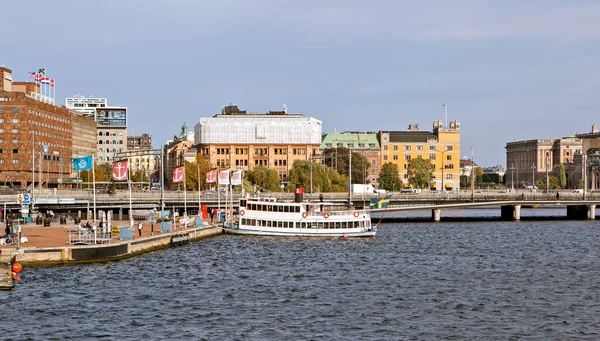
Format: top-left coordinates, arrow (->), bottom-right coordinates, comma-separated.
348,148 -> 352,206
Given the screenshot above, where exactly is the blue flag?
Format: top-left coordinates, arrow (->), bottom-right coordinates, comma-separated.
73,155 -> 93,171
369,195 -> 392,209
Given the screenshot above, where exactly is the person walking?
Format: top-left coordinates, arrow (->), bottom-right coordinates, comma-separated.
137,222 -> 143,237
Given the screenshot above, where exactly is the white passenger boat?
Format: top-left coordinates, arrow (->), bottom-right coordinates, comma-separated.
222,196 -> 376,238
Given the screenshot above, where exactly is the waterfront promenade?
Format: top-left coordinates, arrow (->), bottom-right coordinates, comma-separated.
0,218 -> 222,266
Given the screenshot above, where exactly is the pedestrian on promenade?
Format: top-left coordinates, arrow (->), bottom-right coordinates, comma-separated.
137,222 -> 143,237
556,192 -> 560,200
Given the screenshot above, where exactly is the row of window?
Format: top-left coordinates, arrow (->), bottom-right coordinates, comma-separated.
240,218 -> 367,229
0,108 -> 20,114
98,131 -> 124,137
98,148 -> 123,154
245,203 -> 301,213
325,143 -> 377,149
383,153 -> 453,161
211,147 -> 312,156
98,140 -> 124,145
97,156 -> 124,162
0,118 -> 20,123
31,109 -> 71,124
29,119 -> 71,135
383,145 -> 454,151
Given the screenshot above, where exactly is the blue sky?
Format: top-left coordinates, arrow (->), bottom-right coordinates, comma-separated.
2,0 -> 599,167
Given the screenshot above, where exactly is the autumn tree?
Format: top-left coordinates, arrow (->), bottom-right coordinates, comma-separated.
407,158 -> 433,189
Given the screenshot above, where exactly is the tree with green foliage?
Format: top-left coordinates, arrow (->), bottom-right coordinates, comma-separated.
558,163 -> 567,188
378,162 -> 402,191
407,158 -> 433,189
538,176 -> 560,190
245,166 -> 282,192
287,160 -> 347,193
321,147 -> 370,184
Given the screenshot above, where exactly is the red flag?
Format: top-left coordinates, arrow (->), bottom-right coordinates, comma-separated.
173,166 -> 185,183
206,169 -> 217,183
112,160 -> 128,181
50,79 -> 55,88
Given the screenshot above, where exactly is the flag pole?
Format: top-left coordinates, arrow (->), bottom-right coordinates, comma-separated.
183,162 -> 187,218
128,158 -> 133,227
92,154 -> 97,222
197,162 -> 201,218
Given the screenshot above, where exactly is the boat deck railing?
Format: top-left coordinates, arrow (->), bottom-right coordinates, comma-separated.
307,209 -> 369,218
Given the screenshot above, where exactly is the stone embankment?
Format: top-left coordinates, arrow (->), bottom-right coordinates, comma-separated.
0,221 -> 222,266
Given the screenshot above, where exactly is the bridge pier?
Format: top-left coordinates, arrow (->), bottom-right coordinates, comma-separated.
589,205 -> 596,220
567,205 -> 588,220
432,209 -> 441,222
501,205 -> 521,221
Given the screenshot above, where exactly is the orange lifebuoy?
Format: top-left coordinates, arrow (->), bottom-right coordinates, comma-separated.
240,209 -> 245,216
11,272 -> 20,281
302,212 -> 308,218
353,211 -> 359,218
323,212 -> 330,218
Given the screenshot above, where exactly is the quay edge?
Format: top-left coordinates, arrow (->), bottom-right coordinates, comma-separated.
0,226 -> 222,267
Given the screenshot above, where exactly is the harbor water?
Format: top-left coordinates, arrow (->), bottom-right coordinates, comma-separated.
3,215 -> 600,340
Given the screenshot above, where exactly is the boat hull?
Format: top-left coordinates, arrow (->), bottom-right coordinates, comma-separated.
222,226 -> 376,238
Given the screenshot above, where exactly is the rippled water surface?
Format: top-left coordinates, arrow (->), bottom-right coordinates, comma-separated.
4,220 -> 600,340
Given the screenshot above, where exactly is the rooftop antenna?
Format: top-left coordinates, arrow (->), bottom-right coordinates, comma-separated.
283,104 -> 287,113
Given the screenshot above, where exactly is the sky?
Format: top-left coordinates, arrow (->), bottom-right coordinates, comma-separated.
2,0 -> 599,167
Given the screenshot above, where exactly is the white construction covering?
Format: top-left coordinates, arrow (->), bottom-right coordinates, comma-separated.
194,116 -> 322,145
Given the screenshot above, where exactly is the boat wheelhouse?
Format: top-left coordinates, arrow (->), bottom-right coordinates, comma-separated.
223,196 -> 376,238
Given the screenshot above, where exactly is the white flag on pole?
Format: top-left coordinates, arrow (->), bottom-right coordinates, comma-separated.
231,170 -> 242,186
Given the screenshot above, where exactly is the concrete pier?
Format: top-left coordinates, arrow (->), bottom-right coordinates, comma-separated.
567,205 -> 589,220
588,205 -> 596,220
501,205 -> 521,221
432,209 -> 441,222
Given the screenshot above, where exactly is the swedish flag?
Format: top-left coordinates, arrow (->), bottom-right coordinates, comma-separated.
369,195 -> 392,209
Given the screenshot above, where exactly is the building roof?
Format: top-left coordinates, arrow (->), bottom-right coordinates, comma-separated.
387,131 -> 437,143
194,116 -> 322,144
320,132 -> 380,149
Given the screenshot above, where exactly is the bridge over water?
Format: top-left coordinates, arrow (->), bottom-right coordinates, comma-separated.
1,189 -> 599,222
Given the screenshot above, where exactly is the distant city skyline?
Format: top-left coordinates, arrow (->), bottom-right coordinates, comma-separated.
3,0 -> 599,167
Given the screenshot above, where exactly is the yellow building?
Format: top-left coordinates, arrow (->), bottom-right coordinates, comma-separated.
379,120 -> 461,191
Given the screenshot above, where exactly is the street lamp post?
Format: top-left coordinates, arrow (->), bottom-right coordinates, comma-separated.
471,148 -> 475,201
310,151 -> 313,194
583,154 -> 588,200
545,153 -> 549,193
440,149 -> 449,192
30,131 -> 35,214
442,103 -> 448,128
532,163 -> 536,189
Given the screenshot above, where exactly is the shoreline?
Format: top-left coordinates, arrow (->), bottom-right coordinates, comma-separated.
1,220 -> 223,267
